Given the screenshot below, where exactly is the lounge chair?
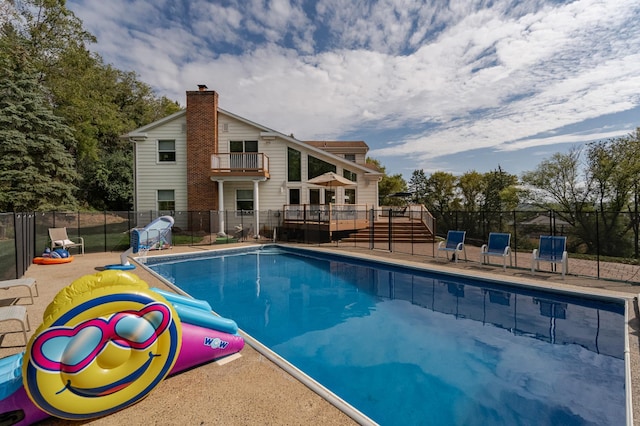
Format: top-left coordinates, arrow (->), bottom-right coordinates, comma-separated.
437,230 -> 467,263
0,305 -> 30,345
49,227 -> 85,255
531,235 -> 568,278
0,278 -> 38,304
480,233 -> 512,271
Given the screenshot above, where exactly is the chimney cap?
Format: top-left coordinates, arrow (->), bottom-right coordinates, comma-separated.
197,84 -> 208,91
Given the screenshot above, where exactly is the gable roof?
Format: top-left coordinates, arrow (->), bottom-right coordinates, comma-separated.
123,108 -> 383,177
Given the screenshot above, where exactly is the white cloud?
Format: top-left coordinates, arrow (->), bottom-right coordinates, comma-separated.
67,0 -> 640,175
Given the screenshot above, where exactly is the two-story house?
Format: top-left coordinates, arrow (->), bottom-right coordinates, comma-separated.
123,85 -> 383,239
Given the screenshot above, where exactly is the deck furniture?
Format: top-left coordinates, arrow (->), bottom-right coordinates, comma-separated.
0,305 -> 30,345
531,235 -> 568,278
480,233 -> 512,271
0,278 -> 38,304
49,227 -> 84,255
437,230 -> 467,263
390,206 -> 408,217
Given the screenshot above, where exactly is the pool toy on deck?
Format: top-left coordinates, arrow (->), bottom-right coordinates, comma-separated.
0,270 -> 244,425
33,248 -> 73,265
104,216 -> 175,270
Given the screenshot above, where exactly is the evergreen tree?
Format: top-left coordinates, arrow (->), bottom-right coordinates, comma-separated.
0,33 -> 78,211
6,0 -> 180,211
408,169 -> 428,205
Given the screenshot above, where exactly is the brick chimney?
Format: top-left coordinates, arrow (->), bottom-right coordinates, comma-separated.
186,85 -> 218,213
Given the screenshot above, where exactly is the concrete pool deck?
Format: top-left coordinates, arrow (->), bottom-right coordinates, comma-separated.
0,243 -> 638,425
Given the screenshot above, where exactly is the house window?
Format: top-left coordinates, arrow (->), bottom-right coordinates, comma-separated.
230,140 -> 258,152
157,190 -> 175,211
309,189 -> 320,205
343,169 -> 357,182
289,188 -> 300,204
344,154 -> 356,162
288,147 -> 301,182
236,189 -> 254,213
345,188 -> 356,204
230,140 -> 258,169
158,140 -> 176,162
308,155 -> 336,179
325,190 -> 335,205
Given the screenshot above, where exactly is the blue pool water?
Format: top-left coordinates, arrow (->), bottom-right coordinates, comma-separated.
146,246 -> 626,426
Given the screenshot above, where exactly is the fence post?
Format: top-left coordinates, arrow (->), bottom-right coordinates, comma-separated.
596,210 -> 600,279
388,209 -> 392,252
512,210 -> 517,268
104,211 -> 108,253
369,208 -> 374,250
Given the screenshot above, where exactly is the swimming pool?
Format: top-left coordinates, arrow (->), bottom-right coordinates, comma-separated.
143,245 -> 627,425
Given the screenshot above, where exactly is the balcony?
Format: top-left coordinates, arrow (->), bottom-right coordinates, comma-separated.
211,153 -> 270,179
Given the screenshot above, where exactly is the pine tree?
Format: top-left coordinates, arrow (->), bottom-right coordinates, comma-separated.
0,34 -> 78,211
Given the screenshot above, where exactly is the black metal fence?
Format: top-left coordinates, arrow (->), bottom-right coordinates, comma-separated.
1,208 -> 639,283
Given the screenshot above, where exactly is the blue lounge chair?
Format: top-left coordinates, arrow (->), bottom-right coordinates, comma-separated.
437,231 -> 467,263
531,235 -> 568,278
480,233 -> 512,271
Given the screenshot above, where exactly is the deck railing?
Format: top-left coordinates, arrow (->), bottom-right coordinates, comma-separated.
283,204 -> 369,233
210,153 -> 270,177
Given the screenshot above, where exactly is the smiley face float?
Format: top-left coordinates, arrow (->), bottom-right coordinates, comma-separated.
22,270 -> 182,420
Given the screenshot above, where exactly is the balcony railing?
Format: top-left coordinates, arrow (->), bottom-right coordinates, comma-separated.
211,153 -> 270,178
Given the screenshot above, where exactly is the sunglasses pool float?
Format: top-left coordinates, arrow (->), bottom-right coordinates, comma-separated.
0,270 -> 244,424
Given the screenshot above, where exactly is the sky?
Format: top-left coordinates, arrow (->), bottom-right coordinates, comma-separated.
66,0 -> 640,180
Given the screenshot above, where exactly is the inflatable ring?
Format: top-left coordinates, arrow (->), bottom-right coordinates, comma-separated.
22,270 -> 182,420
103,264 -> 136,271
33,256 -> 74,265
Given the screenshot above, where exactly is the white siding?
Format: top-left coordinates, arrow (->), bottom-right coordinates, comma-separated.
134,116 -> 187,212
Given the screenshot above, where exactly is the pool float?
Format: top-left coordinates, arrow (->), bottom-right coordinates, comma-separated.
34,248 -> 73,265
0,270 -> 244,424
103,263 -> 136,270
33,257 -> 74,265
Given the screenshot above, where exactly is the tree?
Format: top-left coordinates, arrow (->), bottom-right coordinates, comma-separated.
366,157 -> 408,206
458,171 -> 485,211
0,33 -> 78,211
482,166 -> 519,212
5,0 -> 181,210
584,133 -> 640,255
425,171 -> 459,213
49,54 -> 180,209
83,149 -> 133,211
408,170 -> 459,231
521,147 -> 590,216
521,140 -> 640,257
408,169 -> 428,205
11,0 -> 96,79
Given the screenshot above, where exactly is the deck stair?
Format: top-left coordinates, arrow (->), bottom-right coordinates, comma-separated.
341,218 -> 434,243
